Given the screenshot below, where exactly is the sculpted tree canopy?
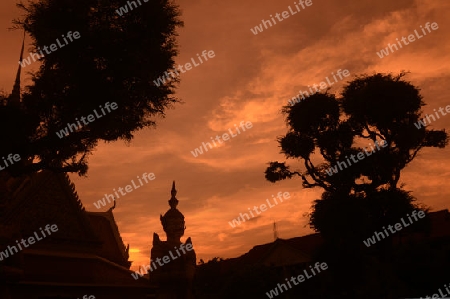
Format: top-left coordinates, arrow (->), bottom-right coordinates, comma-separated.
265,72 -> 447,238
1,0 -> 183,176
266,73 -> 448,193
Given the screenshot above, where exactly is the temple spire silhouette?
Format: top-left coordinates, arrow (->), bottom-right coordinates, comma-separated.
160,180 -> 185,243
9,30 -> 25,107
169,180 -> 178,209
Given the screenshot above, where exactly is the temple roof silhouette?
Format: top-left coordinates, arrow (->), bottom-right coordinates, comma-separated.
0,170 -> 152,296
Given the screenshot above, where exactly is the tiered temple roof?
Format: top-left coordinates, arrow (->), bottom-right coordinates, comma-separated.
0,170 -> 152,297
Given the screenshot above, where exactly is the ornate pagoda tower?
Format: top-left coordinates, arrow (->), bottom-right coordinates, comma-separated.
150,181 -> 196,298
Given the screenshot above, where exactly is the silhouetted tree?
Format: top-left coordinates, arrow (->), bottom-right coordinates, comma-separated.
1,0 -> 183,176
265,72 -> 447,237
266,72 -> 448,298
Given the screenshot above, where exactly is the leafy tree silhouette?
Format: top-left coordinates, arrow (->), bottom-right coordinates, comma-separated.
265,72 -> 448,297
265,72 -> 447,239
1,0 -> 183,176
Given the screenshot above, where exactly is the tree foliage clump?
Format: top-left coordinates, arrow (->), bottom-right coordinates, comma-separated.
1,0 -> 183,176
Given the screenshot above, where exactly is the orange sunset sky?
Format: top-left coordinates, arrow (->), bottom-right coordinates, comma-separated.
1,0 -> 449,271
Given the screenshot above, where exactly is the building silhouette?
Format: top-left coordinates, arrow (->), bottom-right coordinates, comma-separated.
0,170 -> 154,299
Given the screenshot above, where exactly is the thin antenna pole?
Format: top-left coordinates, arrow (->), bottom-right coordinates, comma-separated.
273,221 -> 278,241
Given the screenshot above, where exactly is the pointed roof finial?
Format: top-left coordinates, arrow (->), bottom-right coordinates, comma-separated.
168,181 -> 178,209
171,181 -> 177,197
9,30 -> 25,107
